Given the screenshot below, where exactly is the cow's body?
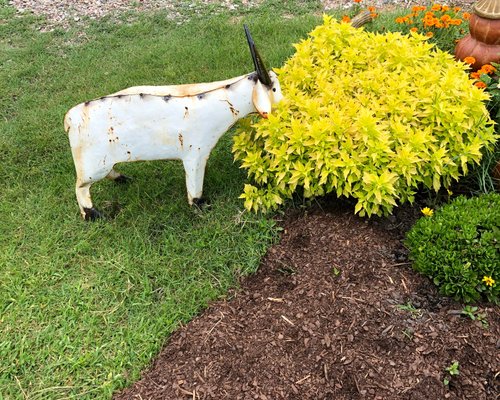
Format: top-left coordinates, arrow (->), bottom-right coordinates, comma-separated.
64,71 -> 282,220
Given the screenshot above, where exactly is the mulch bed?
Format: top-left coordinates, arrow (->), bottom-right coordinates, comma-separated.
114,198 -> 499,400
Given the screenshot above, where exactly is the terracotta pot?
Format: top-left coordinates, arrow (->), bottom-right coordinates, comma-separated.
469,14 -> 500,45
455,34 -> 500,70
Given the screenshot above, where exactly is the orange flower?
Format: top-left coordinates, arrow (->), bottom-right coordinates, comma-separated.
424,17 -> 435,27
454,6 -> 462,12
368,6 -> 376,12
474,81 -> 487,89
353,0 -> 362,3
470,72 -> 481,79
411,27 -> 418,32
462,12 -> 471,20
370,12 -> 378,18
426,31 -> 434,37
442,5 -> 450,11
395,17 -> 405,23
463,56 -> 476,65
431,4 -> 442,11
480,64 -> 497,74
342,15 -> 351,23
441,14 -> 451,22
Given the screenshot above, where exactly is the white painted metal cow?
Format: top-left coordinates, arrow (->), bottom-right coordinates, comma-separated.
64,26 -> 282,220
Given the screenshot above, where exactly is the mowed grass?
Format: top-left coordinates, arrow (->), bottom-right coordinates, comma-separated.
0,1 -> 321,398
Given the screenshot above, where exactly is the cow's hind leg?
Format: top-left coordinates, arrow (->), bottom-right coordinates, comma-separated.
106,168 -> 131,184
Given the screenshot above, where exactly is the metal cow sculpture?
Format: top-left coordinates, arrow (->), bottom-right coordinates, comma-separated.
64,25 -> 282,220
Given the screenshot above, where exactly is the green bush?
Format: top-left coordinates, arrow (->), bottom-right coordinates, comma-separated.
406,193 -> 500,304
233,16 -> 497,216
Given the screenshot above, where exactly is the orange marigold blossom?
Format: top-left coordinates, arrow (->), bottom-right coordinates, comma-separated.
475,81 -> 487,88
342,15 -> 351,23
412,5 -> 426,12
431,4 -> 442,11
411,27 -> 418,32
463,12 -> 471,20
441,14 -> 451,22
353,0 -> 362,3
470,72 -> 481,79
454,6 -> 461,12
426,31 -> 434,37
368,6 -> 376,12
370,13 -> 378,18
480,64 -> 496,74
395,17 -> 404,23
442,5 -> 450,11
464,56 -> 476,65
424,18 -> 435,27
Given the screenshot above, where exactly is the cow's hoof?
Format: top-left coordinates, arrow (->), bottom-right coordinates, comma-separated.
192,197 -> 211,210
114,174 -> 131,184
83,207 -> 104,221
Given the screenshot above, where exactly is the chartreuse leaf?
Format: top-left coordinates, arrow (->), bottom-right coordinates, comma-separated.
233,16 -> 497,215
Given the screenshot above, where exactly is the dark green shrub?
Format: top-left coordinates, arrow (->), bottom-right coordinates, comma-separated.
406,193 -> 499,304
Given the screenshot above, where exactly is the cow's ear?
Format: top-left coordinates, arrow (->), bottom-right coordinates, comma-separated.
252,80 -> 271,119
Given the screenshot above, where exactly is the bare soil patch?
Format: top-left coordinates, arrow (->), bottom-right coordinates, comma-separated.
114,198 -> 499,400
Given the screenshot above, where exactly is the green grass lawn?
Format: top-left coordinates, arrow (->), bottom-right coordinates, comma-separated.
0,1 -> 321,398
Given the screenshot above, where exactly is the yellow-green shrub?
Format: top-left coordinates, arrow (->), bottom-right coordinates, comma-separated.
233,16 -> 497,216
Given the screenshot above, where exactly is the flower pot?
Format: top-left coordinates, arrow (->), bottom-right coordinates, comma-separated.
455,0 -> 500,69
455,34 -> 500,70
469,14 -> 500,45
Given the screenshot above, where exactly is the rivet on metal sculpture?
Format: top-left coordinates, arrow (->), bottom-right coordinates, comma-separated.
64,25 -> 283,221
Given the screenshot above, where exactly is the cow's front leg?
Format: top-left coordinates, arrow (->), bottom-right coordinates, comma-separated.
76,180 -> 103,221
182,154 -> 210,207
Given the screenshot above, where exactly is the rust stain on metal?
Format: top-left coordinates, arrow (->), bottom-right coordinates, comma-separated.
110,75 -> 247,98
222,99 -> 239,117
107,126 -> 119,143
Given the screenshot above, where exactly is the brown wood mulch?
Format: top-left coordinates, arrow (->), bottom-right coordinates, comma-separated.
114,199 -> 499,400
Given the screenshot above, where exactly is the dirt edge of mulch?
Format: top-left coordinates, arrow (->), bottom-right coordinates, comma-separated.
114,198 -> 499,400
